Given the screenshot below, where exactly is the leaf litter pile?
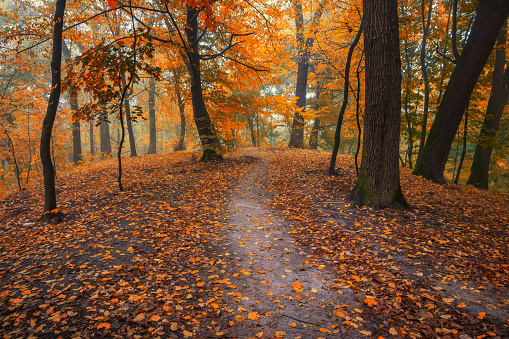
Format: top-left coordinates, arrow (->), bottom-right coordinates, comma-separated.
0,149 -> 508,339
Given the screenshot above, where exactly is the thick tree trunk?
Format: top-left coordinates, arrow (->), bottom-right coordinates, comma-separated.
413,0 -> 509,184
147,76 -> 157,154
288,0 -> 327,148
348,0 -> 409,209
100,120 -> 112,157
416,0 -> 433,163
328,20 -> 363,175
174,81 -> 186,151
467,23 -> 508,189
121,73 -> 137,157
40,0 -> 66,221
185,6 -> 222,161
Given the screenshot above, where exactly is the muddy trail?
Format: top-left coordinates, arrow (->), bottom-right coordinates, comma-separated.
218,152 -> 375,338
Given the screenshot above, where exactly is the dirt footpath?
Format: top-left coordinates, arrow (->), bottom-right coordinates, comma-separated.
220,153 -> 375,338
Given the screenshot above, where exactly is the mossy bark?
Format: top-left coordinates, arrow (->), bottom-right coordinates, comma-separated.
349,0 -> 410,210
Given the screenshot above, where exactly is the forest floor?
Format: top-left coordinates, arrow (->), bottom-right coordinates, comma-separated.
0,148 -> 508,339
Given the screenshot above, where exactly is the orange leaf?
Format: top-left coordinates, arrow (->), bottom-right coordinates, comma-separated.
248,312 -> 259,320
364,296 -> 377,307
319,328 -> 331,333
107,0 -> 117,9
150,314 -> 161,321
458,302 -> 466,308
478,312 -> 486,319
97,323 -> 110,330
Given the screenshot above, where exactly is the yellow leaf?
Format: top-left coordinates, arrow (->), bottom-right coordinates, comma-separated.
389,327 -> 398,335
133,313 -> 145,322
311,288 -> 318,293
255,332 -> 263,337
238,307 -> 246,312
248,312 -> 259,320
360,330 -> 372,336
183,330 -> 193,337
443,298 -> 454,303
171,322 -> 178,331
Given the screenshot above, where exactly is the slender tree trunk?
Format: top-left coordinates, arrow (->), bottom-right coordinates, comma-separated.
348,0 -> 409,209
40,0 -> 66,221
70,93 -> 82,164
416,0 -> 433,163
248,115 -> 256,147
451,0 -> 461,61
467,22 -> 508,188
121,73 -> 137,157
403,43 -> 414,169
185,5 -> 222,161
288,0 -> 327,148
413,0 -> 509,184
100,120 -> 112,157
174,79 -> 186,151
309,85 -> 321,150
89,121 -> 95,156
454,107 -> 468,184
328,20 -> 363,175
354,51 -> 363,176
147,76 -> 157,154
62,41 -> 82,164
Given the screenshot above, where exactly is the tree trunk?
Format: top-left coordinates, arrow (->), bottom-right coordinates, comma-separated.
248,115 -> 256,147
70,93 -> 82,164
348,0 -> 409,209
62,41 -> 82,164
174,81 -> 186,151
416,0 -> 433,163
467,22 -> 508,189
328,19 -> 363,175
40,0 -> 66,221
121,73 -> 137,157
309,85 -> 321,150
403,43 -> 414,169
89,121 -> 95,156
147,76 -> 157,154
100,120 -> 112,157
288,0 -> 327,148
454,106 -> 468,184
413,0 -> 509,184
185,5 -> 222,161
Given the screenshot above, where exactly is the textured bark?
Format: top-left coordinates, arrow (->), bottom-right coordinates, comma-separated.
413,0 -> 509,184
288,0 -> 327,148
467,23 -> 508,189
348,0 -> 409,209
416,0 -> 433,163
329,19 -> 363,175
147,76 -> 157,154
100,120 -> 112,157
121,73 -> 137,157
40,0 -> 66,221
185,6 -> 222,161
